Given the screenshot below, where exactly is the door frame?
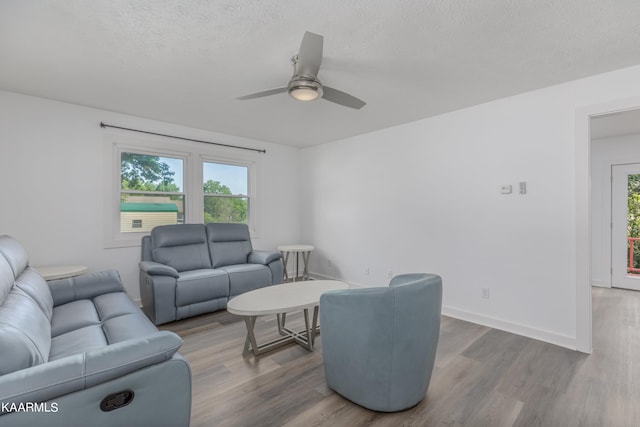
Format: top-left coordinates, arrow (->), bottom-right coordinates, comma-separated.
575,96 -> 640,354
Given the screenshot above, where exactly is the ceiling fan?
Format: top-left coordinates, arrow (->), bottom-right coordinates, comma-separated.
237,31 -> 366,109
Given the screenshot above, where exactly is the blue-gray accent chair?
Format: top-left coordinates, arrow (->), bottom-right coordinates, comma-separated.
319,273 -> 442,412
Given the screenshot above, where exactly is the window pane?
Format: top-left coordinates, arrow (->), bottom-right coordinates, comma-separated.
120,193 -> 184,233
204,196 -> 248,224
121,152 -> 183,192
203,162 -> 247,195
203,161 -> 249,225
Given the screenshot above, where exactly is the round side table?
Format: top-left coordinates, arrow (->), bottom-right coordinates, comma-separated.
34,265 -> 88,281
277,244 -> 314,282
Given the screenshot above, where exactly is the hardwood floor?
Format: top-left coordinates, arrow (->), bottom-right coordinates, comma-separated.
161,287 -> 640,426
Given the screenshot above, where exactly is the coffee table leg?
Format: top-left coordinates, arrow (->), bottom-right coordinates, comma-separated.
310,306 -> 319,347
243,316 -> 259,356
242,308 -> 322,356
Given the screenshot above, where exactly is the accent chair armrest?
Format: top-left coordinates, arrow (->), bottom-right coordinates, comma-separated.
0,331 -> 183,408
139,261 -> 179,278
248,250 -> 282,265
48,269 -> 125,306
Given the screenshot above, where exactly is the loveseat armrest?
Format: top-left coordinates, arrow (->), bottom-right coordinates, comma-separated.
0,331 -> 183,408
48,269 -> 125,306
139,261 -> 179,278
248,250 -> 282,265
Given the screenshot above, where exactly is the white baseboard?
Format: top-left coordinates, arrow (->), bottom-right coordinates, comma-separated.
442,305 -> 577,351
309,271 -> 577,350
591,280 -> 610,288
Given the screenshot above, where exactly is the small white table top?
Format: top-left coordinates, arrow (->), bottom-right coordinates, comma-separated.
227,280 -> 348,316
277,244 -> 315,252
34,265 -> 88,281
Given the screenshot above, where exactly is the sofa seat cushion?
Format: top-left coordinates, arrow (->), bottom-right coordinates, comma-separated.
51,300 -> 100,337
50,292 -> 158,360
175,269 -> 229,307
102,312 -> 158,343
218,264 -> 272,296
49,325 -> 107,360
94,292 -> 145,321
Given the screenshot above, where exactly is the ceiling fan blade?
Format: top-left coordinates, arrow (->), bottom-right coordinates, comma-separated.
322,86 -> 366,109
296,31 -> 323,78
237,87 -> 287,100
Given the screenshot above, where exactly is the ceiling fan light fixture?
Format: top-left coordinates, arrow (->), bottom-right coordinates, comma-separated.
287,76 -> 323,101
289,86 -> 320,101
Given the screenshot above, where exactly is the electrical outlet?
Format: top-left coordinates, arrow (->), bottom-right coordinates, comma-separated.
364,267 -> 370,276
388,271 -> 394,279
481,288 -> 490,299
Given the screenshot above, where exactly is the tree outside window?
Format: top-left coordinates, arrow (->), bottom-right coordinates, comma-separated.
203,162 -> 248,224
120,152 -> 184,232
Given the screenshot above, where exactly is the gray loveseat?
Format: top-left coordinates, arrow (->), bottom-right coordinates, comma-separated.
139,223 -> 283,325
0,235 -> 191,427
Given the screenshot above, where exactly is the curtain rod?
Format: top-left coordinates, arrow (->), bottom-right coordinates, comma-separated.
99,122 -> 266,154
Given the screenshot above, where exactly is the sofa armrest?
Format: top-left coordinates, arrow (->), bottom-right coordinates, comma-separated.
0,331 -> 183,408
139,261 -> 179,278
248,250 -> 282,265
48,269 -> 125,306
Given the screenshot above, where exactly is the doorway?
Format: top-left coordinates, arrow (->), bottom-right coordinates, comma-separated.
611,163 -> 640,291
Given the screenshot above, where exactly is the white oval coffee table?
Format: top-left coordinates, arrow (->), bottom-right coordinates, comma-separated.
227,280 -> 348,356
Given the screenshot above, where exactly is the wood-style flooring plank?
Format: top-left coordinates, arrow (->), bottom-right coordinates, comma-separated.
159,286 -> 640,426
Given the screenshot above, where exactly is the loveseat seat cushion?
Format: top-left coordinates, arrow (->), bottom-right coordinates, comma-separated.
175,269 -> 229,307
151,224 -> 212,272
219,264 -> 272,296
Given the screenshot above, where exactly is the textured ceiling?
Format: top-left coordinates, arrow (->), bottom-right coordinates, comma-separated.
2,1 -> 640,147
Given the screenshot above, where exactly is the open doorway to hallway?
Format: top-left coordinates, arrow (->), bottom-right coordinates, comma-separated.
590,108 -> 640,292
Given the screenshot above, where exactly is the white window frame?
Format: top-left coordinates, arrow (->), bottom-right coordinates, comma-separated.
201,155 -> 256,229
103,132 -> 261,248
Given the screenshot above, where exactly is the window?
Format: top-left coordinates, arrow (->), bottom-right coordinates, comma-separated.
203,161 -> 249,224
104,135 -> 259,248
120,152 -> 185,233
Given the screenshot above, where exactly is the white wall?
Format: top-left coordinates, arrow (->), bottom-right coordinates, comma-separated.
0,90 -> 301,301
300,64 -> 640,350
591,133 -> 640,287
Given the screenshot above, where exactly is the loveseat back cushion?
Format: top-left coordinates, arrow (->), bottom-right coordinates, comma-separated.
151,224 -> 212,272
0,235 -> 29,278
206,223 -> 253,268
0,288 -> 52,375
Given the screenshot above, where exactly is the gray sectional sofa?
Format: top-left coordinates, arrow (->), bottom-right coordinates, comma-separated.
139,223 -> 283,325
0,235 -> 191,427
